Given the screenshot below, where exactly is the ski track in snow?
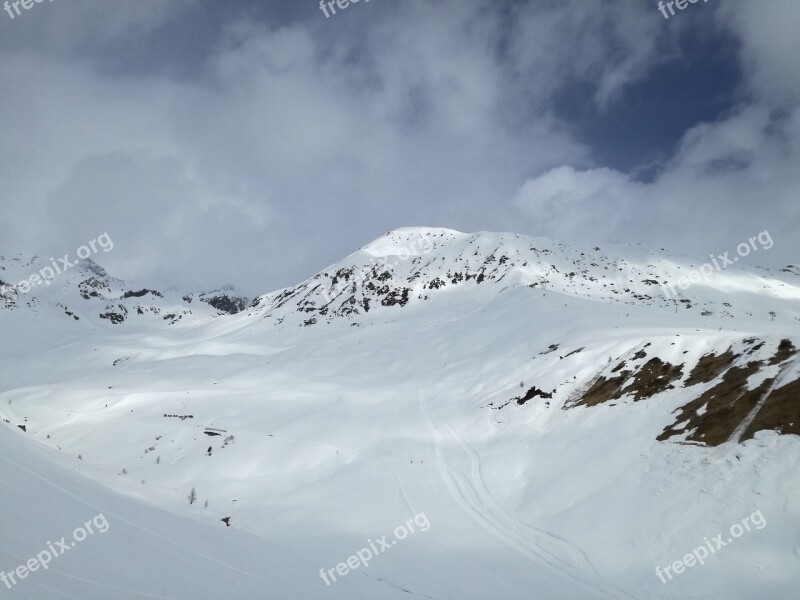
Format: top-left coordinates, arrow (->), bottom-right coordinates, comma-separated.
443,423 -> 641,600
419,392 -> 635,600
418,394 -> 526,598
389,461 -> 418,516
444,422 -> 593,569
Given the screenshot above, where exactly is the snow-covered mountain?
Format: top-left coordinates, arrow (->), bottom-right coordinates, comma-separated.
0,254 -> 249,325
2,227 -> 799,599
250,227 -> 800,326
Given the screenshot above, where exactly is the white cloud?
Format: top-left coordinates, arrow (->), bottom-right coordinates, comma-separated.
514,166 -> 644,241
716,0 -> 800,105
0,0 -> 798,293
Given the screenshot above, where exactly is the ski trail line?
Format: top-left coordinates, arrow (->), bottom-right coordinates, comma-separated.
419,392 -> 635,599
418,394 -> 524,597
26,568 -> 179,600
444,423 -> 595,572
443,422 -> 638,600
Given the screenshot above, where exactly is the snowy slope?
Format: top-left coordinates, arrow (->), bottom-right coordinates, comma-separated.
0,425 -> 390,600
2,228 -> 799,599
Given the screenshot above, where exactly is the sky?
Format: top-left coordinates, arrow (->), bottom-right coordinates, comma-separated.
0,0 -> 798,297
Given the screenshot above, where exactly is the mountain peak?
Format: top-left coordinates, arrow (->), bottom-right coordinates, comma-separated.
357,227 -> 467,257
250,228 -> 800,327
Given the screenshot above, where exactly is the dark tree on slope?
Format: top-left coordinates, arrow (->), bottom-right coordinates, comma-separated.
188,487 -> 197,505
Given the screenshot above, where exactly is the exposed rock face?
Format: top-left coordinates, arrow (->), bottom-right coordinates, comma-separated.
200,293 -> 248,315
562,338 -> 799,446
